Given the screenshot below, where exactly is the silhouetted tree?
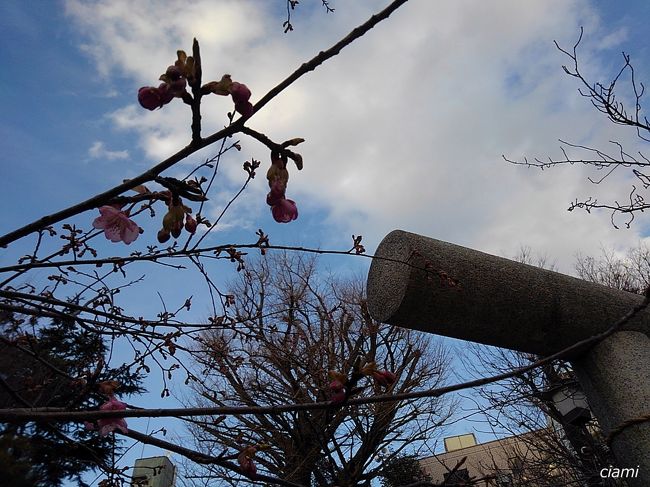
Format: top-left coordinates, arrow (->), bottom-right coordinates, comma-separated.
184,254 -> 454,486
0,317 -> 143,487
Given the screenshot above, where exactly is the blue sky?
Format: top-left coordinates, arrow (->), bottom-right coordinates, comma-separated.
2,0 -> 650,484
3,1 -> 650,268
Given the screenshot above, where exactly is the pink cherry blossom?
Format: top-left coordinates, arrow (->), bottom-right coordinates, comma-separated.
96,396 -> 128,436
93,206 -> 141,244
271,199 -> 298,223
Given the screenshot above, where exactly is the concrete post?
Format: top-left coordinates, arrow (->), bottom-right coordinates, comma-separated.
366,230 -> 650,485
572,331 -> 650,484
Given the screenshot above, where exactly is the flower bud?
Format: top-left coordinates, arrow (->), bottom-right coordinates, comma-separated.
157,229 -> 171,243
158,83 -> 175,105
235,101 -> 254,118
168,78 -> 187,96
230,82 -> 251,104
165,65 -> 183,81
163,205 -> 186,231
138,86 -> 161,110
271,198 -> 298,223
266,180 -> 286,207
238,446 -> 257,479
330,389 -> 347,405
266,165 -> 289,185
372,370 -> 397,387
329,380 -> 345,393
185,215 -> 197,234
171,220 -> 183,239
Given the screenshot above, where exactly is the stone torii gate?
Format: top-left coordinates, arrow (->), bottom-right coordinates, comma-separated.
366,230 -> 650,486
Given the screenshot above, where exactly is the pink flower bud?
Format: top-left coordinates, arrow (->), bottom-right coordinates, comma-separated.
372,370 -> 397,387
329,380 -> 345,393
184,215 -> 197,234
165,65 -> 183,81
171,220 -> 183,239
158,83 -> 175,105
157,229 -> 171,243
138,86 -> 162,110
271,198 -> 298,223
266,180 -> 287,207
330,389 -> 347,405
235,101 -> 254,118
238,446 -> 257,479
230,82 -> 251,104
328,376 -> 347,404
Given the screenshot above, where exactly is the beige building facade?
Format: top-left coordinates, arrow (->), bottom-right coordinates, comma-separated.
419,432 -> 555,486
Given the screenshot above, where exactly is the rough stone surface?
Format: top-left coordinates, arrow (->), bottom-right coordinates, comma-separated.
367,229 -> 650,355
367,230 -> 650,484
573,331 -> 650,487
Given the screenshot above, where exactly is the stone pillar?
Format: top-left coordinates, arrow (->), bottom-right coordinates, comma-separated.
366,230 -> 650,485
366,230 -> 649,355
573,331 -> 650,486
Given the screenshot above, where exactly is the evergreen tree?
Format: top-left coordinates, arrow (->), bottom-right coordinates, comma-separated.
379,454 -> 432,487
0,317 -> 144,487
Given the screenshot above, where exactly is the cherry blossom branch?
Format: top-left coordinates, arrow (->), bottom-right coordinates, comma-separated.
0,140 -> 212,249
4,285 -> 646,423
0,0 -> 410,249
0,242 -> 374,274
253,0 -> 409,116
555,27 -> 649,141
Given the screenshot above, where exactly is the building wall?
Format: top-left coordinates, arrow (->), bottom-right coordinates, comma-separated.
420,432 -> 552,486
131,456 -> 176,487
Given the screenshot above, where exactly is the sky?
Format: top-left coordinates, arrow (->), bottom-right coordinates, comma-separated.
1,0 -> 650,484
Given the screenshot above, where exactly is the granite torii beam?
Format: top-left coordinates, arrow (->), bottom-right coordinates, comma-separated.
366,230 -> 650,486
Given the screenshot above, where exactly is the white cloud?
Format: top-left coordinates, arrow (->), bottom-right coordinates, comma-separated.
87,140 -> 129,160
65,0 -> 649,273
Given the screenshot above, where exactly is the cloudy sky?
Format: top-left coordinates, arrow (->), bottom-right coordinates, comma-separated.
2,0 -> 650,481
2,0 -> 650,275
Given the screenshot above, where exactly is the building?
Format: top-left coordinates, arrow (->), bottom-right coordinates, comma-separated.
419,432 -> 559,486
130,456 -> 176,487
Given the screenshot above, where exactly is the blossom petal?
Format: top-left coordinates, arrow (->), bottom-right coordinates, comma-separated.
92,207 -> 141,244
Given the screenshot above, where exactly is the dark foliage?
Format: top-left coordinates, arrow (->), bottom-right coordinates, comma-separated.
0,318 -> 144,487
379,454 -> 432,487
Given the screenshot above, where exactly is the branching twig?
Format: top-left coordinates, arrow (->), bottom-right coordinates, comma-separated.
3,285 -> 646,423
